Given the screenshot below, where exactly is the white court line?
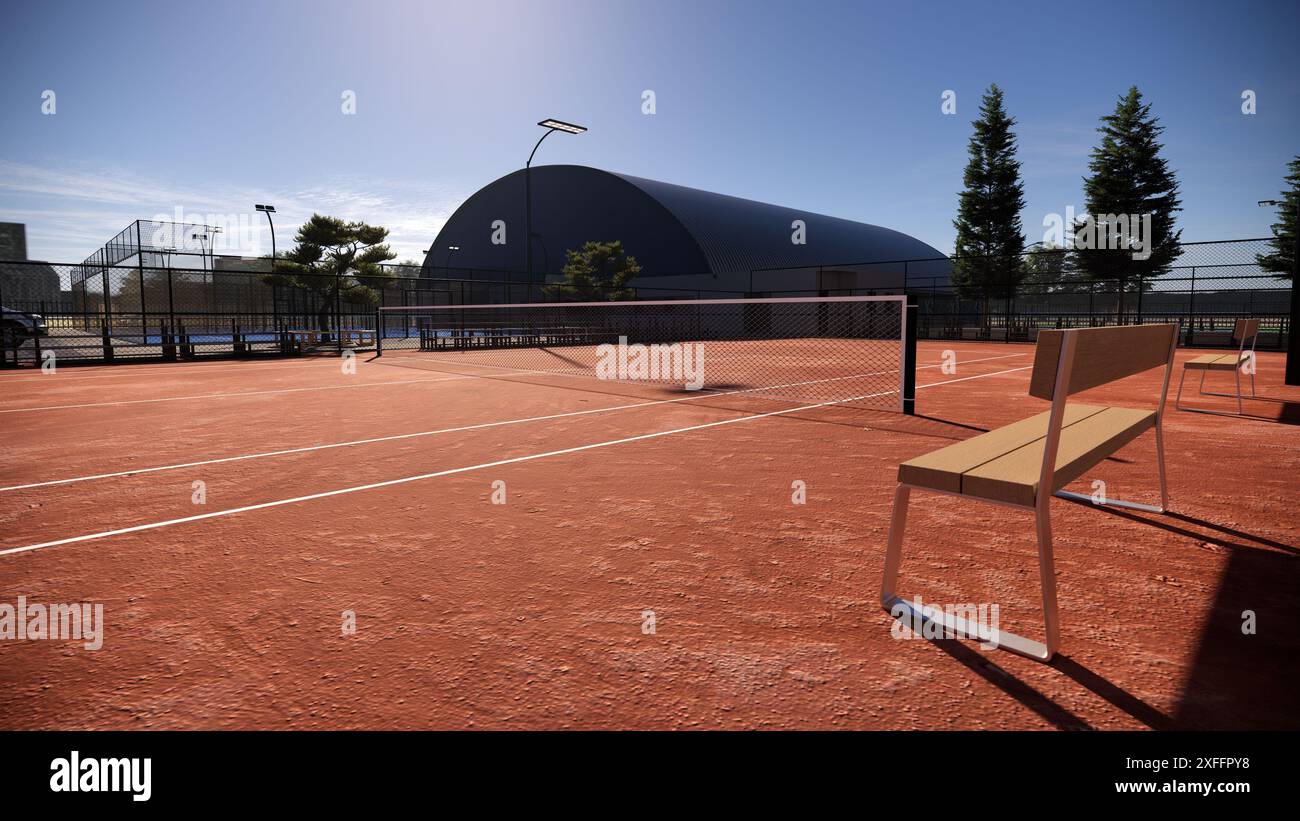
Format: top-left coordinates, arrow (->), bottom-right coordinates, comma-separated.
0,352 -> 1027,492
0,358 -> 366,383
0,375 -> 472,414
0,364 -> 1033,557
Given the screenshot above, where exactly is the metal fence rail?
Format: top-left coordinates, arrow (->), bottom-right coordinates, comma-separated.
1,237 -> 1292,366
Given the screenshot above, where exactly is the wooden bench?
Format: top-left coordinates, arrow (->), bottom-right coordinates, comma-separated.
880,323 -> 1179,661
1175,318 -> 1259,416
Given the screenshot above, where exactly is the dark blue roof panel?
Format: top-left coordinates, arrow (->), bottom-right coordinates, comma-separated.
422,165 -> 947,285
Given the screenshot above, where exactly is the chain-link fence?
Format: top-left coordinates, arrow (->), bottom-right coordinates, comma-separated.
0,259 -> 732,365
2,237 -> 1292,366
752,238 -> 1293,349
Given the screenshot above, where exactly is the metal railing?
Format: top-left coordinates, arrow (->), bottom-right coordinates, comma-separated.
2,237 -> 1292,365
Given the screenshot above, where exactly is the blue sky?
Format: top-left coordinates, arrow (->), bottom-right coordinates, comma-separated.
1,0 -> 1297,264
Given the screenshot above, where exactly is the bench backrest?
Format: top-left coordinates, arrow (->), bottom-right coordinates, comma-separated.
1027,323 -> 1178,511
1029,324 -> 1179,400
1233,318 -> 1260,349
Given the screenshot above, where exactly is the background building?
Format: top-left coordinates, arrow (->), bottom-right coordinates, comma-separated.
0,223 -> 65,310
421,165 -> 949,297
0,222 -> 29,261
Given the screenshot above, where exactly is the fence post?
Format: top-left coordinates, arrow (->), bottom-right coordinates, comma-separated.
1186,267 -> 1196,346
102,266 -> 113,334
335,272 -> 343,356
165,262 -> 176,354
137,222 -> 147,339
1006,276 -> 1013,343
1136,274 -> 1144,325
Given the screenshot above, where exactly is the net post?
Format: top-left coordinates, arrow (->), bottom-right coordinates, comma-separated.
902,294 -> 917,415
376,307 -> 384,357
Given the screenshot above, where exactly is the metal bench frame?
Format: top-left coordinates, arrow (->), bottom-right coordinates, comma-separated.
881,324 -> 1179,662
1175,318 -> 1260,416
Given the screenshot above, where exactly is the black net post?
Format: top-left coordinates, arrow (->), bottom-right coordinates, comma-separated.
903,294 -> 918,415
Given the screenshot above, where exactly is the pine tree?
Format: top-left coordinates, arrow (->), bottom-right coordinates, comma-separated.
1074,87 -> 1182,295
951,84 -> 1026,327
1257,156 -> 1300,281
545,240 -> 640,301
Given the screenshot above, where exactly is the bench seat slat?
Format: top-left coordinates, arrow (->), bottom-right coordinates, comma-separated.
961,407 -> 1156,506
897,404 -> 1108,494
1184,353 -> 1241,371
899,404 -> 1156,506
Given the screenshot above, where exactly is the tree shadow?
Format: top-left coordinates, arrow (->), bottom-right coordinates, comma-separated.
904,499 -> 1298,729
1171,544 -> 1300,729
1056,498 -> 1300,728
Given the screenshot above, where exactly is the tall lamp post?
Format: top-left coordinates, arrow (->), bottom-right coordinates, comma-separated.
192,231 -> 212,326
1258,199 -> 1299,386
526,118 -> 586,279
255,204 -> 277,271
191,232 -> 209,272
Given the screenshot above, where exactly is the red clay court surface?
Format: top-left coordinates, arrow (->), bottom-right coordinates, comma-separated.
1,340 -> 1297,730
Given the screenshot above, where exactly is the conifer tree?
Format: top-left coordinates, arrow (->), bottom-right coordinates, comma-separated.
951,84 -> 1026,327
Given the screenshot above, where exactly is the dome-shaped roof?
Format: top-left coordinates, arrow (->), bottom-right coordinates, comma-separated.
422,165 -> 947,288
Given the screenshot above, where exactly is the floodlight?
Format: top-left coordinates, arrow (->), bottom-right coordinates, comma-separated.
537,119 -> 587,134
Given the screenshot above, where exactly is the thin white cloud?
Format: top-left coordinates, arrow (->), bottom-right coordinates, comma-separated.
0,160 -> 462,263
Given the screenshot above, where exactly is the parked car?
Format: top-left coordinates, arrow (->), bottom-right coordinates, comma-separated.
1,306 -> 49,336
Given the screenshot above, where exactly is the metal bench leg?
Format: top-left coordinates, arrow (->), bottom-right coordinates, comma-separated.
1035,505 -> 1061,658
879,485 -> 910,603
880,485 -> 1057,662
1155,421 -> 1169,511
1054,426 -> 1168,514
1176,366 -> 1247,417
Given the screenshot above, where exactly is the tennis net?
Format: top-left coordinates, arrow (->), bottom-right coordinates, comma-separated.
377,295 -> 916,413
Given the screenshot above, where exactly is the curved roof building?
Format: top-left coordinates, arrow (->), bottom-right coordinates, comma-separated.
422,165 -> 948,294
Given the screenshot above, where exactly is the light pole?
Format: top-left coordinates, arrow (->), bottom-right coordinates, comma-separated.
192,231 -> 211,327
526,118 -> 586,279
191,232 -> 209,272
255,204 -> 277,272
1258,199 -> 1299,385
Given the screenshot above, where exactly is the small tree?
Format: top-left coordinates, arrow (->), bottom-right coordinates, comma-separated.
1022,241 -> 1076,292
263,214 -> 396,340
951,84 -> 1027,330
1257,156 -> 1300,281
1074,86 -> 1182,312
546,241 -> 640,301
